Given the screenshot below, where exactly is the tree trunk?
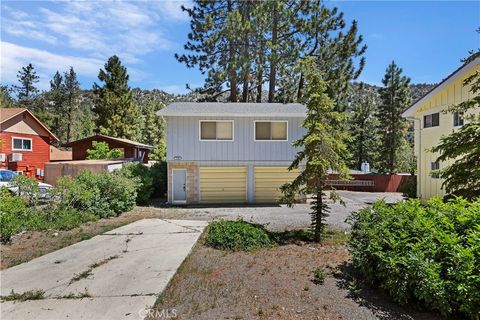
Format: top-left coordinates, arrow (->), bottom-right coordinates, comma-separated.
314,185 -> 323,243
268,3 -> 278,103
241,19 -> 250,101
227,0 -> 237,102
297,73 -> 304,101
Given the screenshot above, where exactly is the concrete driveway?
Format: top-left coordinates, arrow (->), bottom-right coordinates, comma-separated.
0,219 -> 207,320
167,191 -> 404,230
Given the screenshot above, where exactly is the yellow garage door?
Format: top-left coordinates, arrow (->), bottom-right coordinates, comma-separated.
255,167 -> 300,203
200,167 -> 247,204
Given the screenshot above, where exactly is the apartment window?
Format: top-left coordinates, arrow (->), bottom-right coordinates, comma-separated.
200,121 -> 233,141
255,121 -> 288,141
453,111 -> 464,127
431,161 -> 440,179
12,137 -> 32,151
424,113 -> 439,128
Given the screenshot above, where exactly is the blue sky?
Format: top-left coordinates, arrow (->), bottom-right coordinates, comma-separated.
1,1 -> 478,94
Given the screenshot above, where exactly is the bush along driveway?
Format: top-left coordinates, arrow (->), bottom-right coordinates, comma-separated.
0,219 -> 207,320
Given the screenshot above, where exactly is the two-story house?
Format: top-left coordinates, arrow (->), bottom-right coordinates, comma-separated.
402,57 -> 480,200
157,103 -> 306,204
0,108 -> 59,179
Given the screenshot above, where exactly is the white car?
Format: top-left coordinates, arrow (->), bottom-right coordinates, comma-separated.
0,169 -> 52,198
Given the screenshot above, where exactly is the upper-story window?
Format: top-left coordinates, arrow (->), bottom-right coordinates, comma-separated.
199,120 -> 233,141
255,121 -> 288,141
424,112 -> 439,128
453,111 -> 464,127
12,137 -> 32,151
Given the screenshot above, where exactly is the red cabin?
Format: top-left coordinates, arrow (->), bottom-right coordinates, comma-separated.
0,108 -> 59,180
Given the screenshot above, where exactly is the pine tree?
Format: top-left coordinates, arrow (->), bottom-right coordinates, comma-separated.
431,51 -> 480,199
177,0 -> 365,104
93,55 -> 140,139
64,67 -> 80,143
13,64 -> 40,110
348,94 -> 379,170
280,59 -> 350,242
45,71 -> 65,141
377,61 -> 411,174
177,1 -> 242,102
140,101 -> 166,161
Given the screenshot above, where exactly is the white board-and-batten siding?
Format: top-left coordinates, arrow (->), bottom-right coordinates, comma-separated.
166,116 -> 305,162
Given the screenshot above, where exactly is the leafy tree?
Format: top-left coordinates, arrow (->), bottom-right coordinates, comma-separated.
377,61 -> 411,173
0,86 -> 15,107
13,64 -> 40,110
281,59 -> 350,242
93,55 -> 140,139
347,94 -> 379,170
431,52 -> 480,199
86,141 -> 122,160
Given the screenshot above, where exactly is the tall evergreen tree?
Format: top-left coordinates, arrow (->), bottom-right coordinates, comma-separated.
13,63 -> 40,110
47,71 -> 66,140
177,0 -> 365,104
140,101 -> 166,161
93,55 -> 140,139
177,1 -> 242,102
348,95 -> 379,170
63,67 -> 81,143
281,59 -> 350,242
377,61 -> 411,174
431,51 -> 480,199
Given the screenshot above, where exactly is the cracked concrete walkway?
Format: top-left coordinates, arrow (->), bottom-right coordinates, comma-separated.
0,219 -> 207,320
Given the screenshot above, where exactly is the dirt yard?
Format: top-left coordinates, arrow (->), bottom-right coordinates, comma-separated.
151,232 -> 443,320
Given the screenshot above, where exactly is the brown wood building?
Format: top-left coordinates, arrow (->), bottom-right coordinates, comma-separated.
63,134 -> 153,164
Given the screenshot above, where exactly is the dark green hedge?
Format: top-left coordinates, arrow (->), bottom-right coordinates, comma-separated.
348,197 -> 480,318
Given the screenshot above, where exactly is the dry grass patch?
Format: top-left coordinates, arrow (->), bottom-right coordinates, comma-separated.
151,228 -> 442,320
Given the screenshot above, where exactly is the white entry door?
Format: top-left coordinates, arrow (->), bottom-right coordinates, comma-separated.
172,169 -> 187,204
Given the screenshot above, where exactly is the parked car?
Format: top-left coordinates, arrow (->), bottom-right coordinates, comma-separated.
0,169 -> 52,198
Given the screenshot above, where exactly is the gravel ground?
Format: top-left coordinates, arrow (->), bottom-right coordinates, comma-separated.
158,191 -> 404,231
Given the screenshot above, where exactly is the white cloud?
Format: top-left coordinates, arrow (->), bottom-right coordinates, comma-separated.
2,1 -> 178,66
156,1 -> 192,21
0,41 -> 103,89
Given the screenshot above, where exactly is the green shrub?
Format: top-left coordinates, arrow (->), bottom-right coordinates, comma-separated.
398,176 -> 417,198
0,188 -> 29,242
53,171 -> 137,218
10,175 -> 41,207
150,161 -> 167,198
86,141 -> 122,160
0,188 -> 97,243
347,197 -> 480,318
312,268 -> 326,285
205,220 -> 274,251
118,163 -> 153,204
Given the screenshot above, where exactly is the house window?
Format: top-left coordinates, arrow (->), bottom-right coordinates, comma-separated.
453,111 -> 464,127
200,121 -> 233,141
424,113 -> 440,128
431,161 -> 440,179
255,121 -> 288,141
12,137 -> 32,151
